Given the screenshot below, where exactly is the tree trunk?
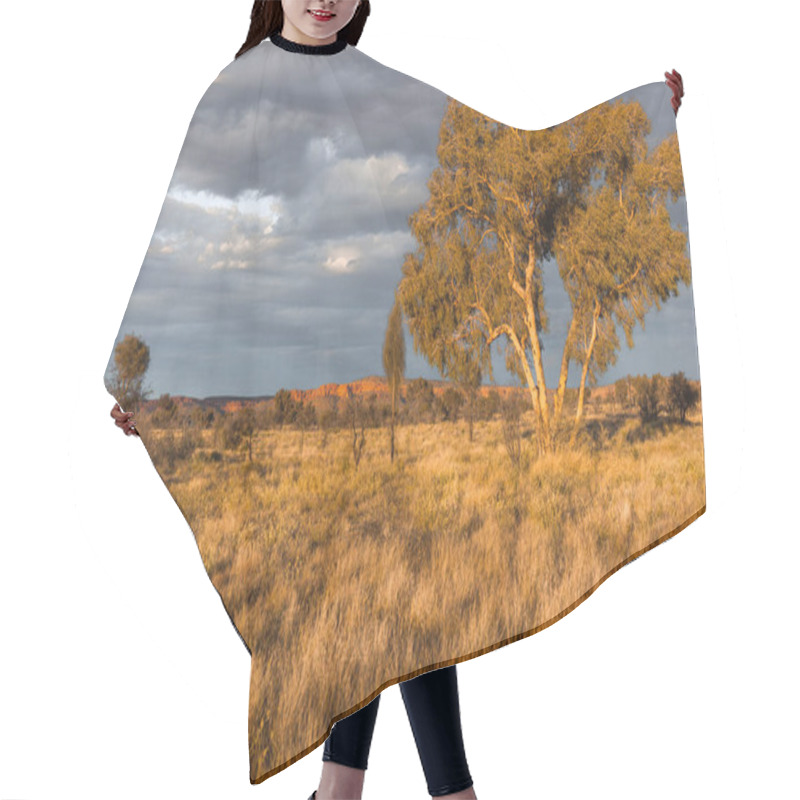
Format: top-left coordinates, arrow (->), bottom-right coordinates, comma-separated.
569,301 -> 600,447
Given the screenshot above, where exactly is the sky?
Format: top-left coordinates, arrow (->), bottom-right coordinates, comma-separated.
104,38 -> 700,402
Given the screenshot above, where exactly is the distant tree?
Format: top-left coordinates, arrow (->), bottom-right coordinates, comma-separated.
478,388 -> 502,421
217,405 -> 256,460
406,378 -> 435,423
237,406 -> 257,462
345,387 -> 366,470
632,374 -> 665,423
296,400 -> 317,457
188,404 -> 215,429
273,388 -> 298,426
440,386 -> 465,422
615,377 -> 633,410
106,333 -> 151,411
252,400 -> 271,431
319,407 -> 336,447
216,415 -> 239,452
382,300 -> 406,462
151,393 -> 177,428
666,371 -> 699,422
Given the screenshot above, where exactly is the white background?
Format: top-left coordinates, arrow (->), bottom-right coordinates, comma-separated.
1,1 -> 796,798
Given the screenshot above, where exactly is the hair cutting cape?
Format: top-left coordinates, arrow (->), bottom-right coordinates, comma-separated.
104,31 -> 706,784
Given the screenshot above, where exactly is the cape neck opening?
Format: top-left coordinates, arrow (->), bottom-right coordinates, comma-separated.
269,31 -> 348,55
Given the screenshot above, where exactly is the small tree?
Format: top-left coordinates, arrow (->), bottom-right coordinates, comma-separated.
217,406 -> 256,460
237,405 -> 257,462
346,387 -> 367,470
150,393 -> 178,428
406,377 -> 435,424
440,386 -> 465,422
615,376 -> 633,410
667,371 -> 700,422
632,374 -> 664,423
297,399 -> 317,457
106,333 -> 151,411
273,388 -> 298,426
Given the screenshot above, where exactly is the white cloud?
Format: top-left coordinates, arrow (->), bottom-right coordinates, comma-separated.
324,248 -> 361,273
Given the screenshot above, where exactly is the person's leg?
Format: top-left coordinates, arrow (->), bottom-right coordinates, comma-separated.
315,694 -> 381,800
399,665 -> 476,798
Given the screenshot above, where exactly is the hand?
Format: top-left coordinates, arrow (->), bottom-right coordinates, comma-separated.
665,68 -> 684,116
110,402 -> 140,437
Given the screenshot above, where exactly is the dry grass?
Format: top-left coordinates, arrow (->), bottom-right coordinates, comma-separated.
135,408 -> 706,781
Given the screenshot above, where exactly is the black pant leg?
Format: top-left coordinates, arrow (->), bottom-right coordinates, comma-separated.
322,693 -> 381,770
399,664 -> 474,797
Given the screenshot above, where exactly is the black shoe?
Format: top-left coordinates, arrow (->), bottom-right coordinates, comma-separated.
307,792 -> 317,800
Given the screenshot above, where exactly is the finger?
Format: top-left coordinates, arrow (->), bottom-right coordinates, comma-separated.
665,77 -> 683,109
665,69 -> 684,96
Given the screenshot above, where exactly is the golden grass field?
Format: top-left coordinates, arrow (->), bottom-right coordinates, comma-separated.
135,405 -> 705,781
